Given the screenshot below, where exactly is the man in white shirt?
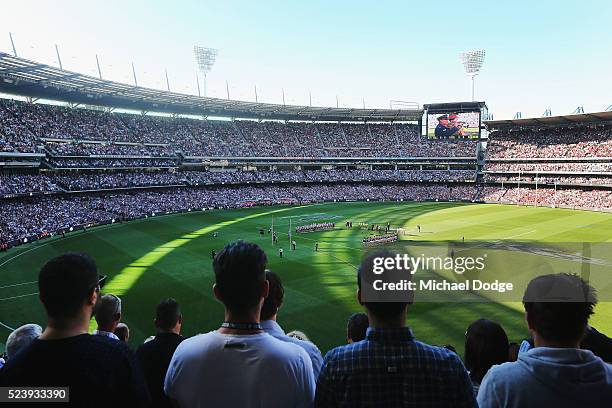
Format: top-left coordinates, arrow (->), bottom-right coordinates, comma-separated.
93,294 -> 121,340
164,240 -> 315,407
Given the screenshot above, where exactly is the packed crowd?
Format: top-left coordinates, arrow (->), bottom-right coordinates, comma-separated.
46,157 -> 181,169
487,125 -> 612,159
1,246 -> 610,407
0,169 -> 476,195
47,141 -> 177,157
0,184 -> 478,244
295,222 -> 336,233
483,173 -> 612,186
485,162 -> 612,172
1,99 -> 477,158
479,186 -> 611,209
0,173 -> 62,195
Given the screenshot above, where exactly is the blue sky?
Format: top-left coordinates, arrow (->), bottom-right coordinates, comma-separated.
2,0 -> 611,119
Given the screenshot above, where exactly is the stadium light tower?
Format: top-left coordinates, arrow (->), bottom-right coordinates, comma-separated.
460,50 -> 486,101
194,46 -> 218,97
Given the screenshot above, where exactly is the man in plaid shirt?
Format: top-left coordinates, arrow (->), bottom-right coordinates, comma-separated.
315,252 -> 476,407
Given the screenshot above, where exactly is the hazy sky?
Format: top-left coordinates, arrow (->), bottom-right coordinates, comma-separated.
2,0 -> 611,119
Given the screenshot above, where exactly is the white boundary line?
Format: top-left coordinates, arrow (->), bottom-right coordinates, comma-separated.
0,240 -> 56,268
0,280 -> 37,289
0,292 -> 39,301
0,321 -> 15,331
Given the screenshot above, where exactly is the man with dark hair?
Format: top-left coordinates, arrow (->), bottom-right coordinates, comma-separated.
260,270 -> 324,378
164,241 -> 315,407
0,253 -> 150,407
477,273 -> 612,407
316,251 -> 476,407
137,298 -> 184,408
346,312 -> 369,343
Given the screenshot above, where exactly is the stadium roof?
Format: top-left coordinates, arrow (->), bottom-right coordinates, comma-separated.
0,52 -> 422,122
484,111 -> 612,130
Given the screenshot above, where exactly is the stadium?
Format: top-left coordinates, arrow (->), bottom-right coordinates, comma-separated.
0,2 -> 611,406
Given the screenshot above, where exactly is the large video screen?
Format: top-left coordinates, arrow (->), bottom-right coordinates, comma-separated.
426,111 -> 480,139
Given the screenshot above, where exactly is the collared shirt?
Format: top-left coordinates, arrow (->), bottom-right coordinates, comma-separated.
261,319 -> 324,379
315,327 -> 476,407
93,329 -> 120,340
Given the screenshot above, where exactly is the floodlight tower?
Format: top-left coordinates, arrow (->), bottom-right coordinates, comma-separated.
460,50 -> 486,101
194,46 -> 218,97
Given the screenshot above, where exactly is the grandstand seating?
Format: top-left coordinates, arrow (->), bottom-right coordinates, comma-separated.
1,98 -> 611,247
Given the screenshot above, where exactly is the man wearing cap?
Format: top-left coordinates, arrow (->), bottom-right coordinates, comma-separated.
449,113 -> 467,138
0,253 -> 150,407
434,114 -> 461,138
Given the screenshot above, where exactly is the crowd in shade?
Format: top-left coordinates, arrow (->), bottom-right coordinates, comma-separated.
3,183 -> 610,246
0,169 -> 475,195
0,184 -> 478,244
0,99 -> 476,157
46,142 -> 176,157
1,245 -> 610,407
487,125 -> 612,158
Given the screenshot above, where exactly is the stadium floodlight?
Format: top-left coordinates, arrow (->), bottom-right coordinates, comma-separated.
194,46 -> 218,97
460,50 -> 486,101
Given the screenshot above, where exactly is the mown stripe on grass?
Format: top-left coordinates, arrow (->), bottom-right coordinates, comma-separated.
102,205 -> 312,296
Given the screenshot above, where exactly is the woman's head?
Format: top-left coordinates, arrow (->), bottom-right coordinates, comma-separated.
465,319 -> 509,384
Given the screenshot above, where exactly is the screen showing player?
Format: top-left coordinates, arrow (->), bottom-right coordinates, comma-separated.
426,111 -> 480,139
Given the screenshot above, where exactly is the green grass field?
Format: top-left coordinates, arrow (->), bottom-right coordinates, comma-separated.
1,201 -> 611,355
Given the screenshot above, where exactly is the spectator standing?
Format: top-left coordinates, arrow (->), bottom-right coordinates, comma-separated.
5,324 -> 43,360
0,253 -> 150,407
477,274 -> 612,407
164,241 -> 315,407
137,298 -> 184,408
93,294 -> 122,340
346,312 -> 369,343
260,270 -> 324,378
315,251 -> 476,407
464,319 -> 509,395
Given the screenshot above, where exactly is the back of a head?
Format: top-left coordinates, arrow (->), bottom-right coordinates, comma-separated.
114,323 -> 129,342
347,312 -> 369,343
155,297 -> 181,331
38,252 -> 99,320
94,294 -> 122,328
213,240 -> 267,313
357,250 -> 409,321
261,270 -> 284,320
6,324 -> 43,359
464,319 -> 509,383
523,273 -> 596,344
